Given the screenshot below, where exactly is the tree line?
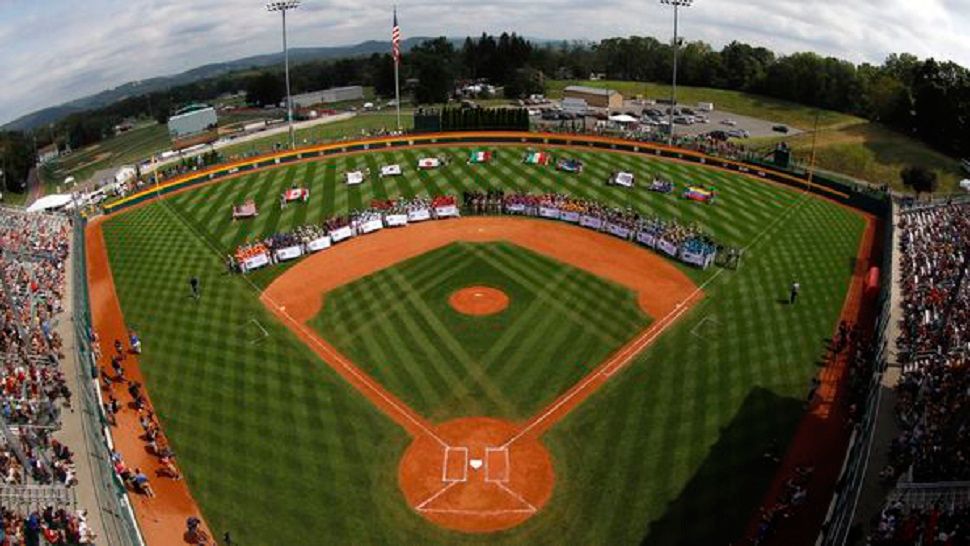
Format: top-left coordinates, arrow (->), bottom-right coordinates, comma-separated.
3,31 -> 969,194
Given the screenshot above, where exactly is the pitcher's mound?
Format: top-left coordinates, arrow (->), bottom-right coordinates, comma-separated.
449,286 -> 509,316
398,417 -> 554,533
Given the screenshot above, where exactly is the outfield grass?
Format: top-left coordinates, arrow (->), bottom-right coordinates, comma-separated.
100,145 -> 864,545
547,79 -> 863,131
310,242 -> 650,422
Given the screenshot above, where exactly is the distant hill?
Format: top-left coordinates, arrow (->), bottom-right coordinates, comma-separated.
3,37 -> 435,131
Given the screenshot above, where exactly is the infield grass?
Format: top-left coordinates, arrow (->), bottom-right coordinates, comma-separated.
100,145 -> 865,545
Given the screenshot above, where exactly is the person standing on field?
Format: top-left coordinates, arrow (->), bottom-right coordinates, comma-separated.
790,280 -> 801,305
189,277 -> 201,300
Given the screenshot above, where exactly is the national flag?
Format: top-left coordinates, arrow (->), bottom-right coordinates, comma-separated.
391,7 -> 402,65
468,151 -> 492,164
524,152 -> 550,165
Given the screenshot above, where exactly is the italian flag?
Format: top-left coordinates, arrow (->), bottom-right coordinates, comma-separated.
468,150 -> 493,164
524,152 -> 550,165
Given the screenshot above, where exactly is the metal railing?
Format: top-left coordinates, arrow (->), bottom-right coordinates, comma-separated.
69,217 -> 145,546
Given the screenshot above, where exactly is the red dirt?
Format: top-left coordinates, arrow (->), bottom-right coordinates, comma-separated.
86,218 -> 213,546
261,217 -> 702,532
398,417 -> 555,532
743,214 -> 881,545
448,286 -> 510,316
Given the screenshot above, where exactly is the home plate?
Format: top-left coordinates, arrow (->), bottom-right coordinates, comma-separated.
469,459 -> 484,470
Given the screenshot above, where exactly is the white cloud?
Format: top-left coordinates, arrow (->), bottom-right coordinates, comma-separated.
1,0 -> 969,125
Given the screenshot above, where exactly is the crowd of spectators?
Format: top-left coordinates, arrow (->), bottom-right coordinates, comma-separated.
871,498 -> 970,545
888,203 -> 970,484
0,209 -> 94,543
751,464 -> 816,545
1,505 -> 97,545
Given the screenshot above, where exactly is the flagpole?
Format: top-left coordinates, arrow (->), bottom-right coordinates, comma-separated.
394,6 -> 402,131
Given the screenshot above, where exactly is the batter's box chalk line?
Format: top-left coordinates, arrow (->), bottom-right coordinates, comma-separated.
690,315 -> 720,340
241,317 -> 270,345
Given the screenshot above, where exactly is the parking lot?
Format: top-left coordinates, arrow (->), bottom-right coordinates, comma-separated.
531,98 -> 802,140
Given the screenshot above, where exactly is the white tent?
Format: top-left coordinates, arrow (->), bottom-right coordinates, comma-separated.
115,166 -> 137,184
609,114 -> 638,124
960,179 -> 970,192
26,194 -> 73,213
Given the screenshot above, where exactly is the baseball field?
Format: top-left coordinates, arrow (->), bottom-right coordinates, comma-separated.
88,143 -> 868,545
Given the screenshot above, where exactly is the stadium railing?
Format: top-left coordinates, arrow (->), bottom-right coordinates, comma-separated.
70,217 -> 146,546
815,200 -> 896,546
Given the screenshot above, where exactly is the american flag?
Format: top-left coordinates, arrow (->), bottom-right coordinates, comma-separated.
391,7 -> 401,65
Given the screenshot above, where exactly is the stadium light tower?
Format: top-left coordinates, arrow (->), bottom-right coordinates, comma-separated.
267,0 -> 301,150
660,0 -> 693,146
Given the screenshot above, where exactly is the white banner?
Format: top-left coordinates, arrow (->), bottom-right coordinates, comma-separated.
408,208 -> 432,222
242,253 -> 270,272
435,205 -> 460,218
380,164 -> 402,177
580,215 -> 603,230
275,245 -> 304,262
658,240 -> 679,257
539,206 -> 561,219
359,218 -> 384,234
384,214 -> 408,227
637,232 -> 657,248
606,223 -> 631,239
330,226 -> 354,243
681,249 -> 714,269
306,236 -> 332,252
561,211 -> 581,223
506,203 -> 527,214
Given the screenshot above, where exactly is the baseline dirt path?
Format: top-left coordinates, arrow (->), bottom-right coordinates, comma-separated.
261,217 -> 702,532
743,214 -> 880,545
86,218 -> 213,546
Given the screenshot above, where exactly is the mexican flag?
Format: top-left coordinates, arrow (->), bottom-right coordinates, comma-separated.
524,152 -> 551,165
468,150 -> 493,164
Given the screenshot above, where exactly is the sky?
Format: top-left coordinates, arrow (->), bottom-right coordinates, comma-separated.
1,0 -> 969,125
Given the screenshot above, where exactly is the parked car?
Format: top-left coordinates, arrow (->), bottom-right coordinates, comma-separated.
727,129 -> 750,138
772,124 -> 790,133
722,119 -> 738,126
707,130 -> 729,141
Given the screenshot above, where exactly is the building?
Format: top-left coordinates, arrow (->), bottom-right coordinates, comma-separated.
37,143 -> 60,164
291,86 -> 364,108
563,85 -> 623,109
168,105 -> 218,139
561,98 -> 589,116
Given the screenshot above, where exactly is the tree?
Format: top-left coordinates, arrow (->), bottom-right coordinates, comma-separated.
244,72 -> 284,107
410,38 -> 457,105
900,165 -> 938,196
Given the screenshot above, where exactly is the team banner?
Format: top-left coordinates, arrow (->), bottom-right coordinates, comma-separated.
241,253 -> 270,273
359,218 -> 384,234
681,249 -> 716,269
606,223 -> 632,239
435,205 -> 460,218
330,226 -> 354,243
539,206 -> 561,219
408,208 -> 432,222
658,240 -> 679,257
580,215 -> 604,230
561,211 -> 581,223
306,236 -> 332,252
275,245 -> 304,262
637,232 -> 657,248
384,214 -> 408,227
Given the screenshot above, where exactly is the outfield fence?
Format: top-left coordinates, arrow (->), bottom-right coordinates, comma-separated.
70,217 -> 146,546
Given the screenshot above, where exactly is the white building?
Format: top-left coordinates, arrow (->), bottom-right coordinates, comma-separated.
291,86 -> 364,108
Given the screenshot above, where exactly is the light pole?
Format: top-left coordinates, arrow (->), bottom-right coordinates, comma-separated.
660,0 -> 692,146
267,1 -> 301,150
